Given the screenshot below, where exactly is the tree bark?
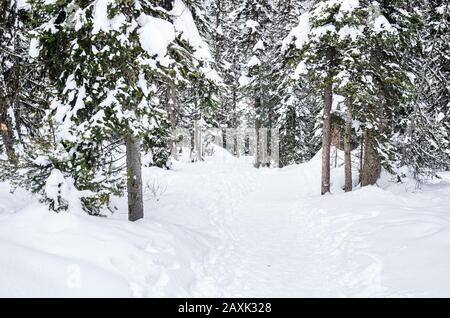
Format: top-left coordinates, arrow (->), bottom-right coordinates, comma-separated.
344,97 -> 353,192
321,81 -> 333,195
254,96 -> 262,168
0,100 -> 16,163
331,126 -> 340,168
360,131 -> 381,187
359,131 -> 364,184
321,47 -> 335,195
167,78 -> 178,158
126,135 -> 144,222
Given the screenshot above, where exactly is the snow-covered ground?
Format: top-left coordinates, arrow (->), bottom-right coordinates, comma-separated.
1,147 -> 450,297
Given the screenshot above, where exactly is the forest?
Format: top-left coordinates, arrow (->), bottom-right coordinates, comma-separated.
0,0 -> 449,298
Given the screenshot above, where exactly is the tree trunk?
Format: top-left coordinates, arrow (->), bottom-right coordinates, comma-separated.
321,81 -> 333,195
0,101 -> 16,163
126,135 -> 144,222
321,46 -> 335,195
332,126 -> 340,168
359,131 -> 364,184
360,131 -> 381,187
344,97 -> 353,192
167,78 -> 178,158
254,97 -> 262,168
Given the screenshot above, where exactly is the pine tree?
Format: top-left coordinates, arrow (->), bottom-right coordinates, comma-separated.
282,0 -> 349,193
0,0 -> 46,164
232,0 -> 275,167
213,0 -> 244,135
400,0 -> 450,180
275,0 -> 320,167
162,0 -> 222,161
26,0 -> 180,219
283,0 -> 415,191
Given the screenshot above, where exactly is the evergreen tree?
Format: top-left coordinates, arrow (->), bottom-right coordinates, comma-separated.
283,0 -> 415,191
233,0 -> 274,167
160,0 -> 222,161
400,0 -> 450,180
274,0 -> 321,167
0,0 -> 46,163
26,0 -> 180,219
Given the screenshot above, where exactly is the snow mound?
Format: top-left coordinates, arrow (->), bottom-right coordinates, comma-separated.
137,14 -> 175,60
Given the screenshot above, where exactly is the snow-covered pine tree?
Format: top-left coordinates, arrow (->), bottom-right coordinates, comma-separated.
283,0 -> 415,191
274,0 -> 321,167
399,0 -> 450,180
0,0 -> 21,163
0,0 -> 46,164
211,0 -> 245,136
27,0 -> 181,220
282,0 -> 351,194
357,1 -> 414,186
158,0 -> 222,161
233,0 -> 274,168
0,0 -> 50,202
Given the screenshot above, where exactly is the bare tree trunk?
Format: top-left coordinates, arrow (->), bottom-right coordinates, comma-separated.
321,81 -> 333,195
331,126 -> 340,168
0,100 -> 16,163
167,78 -> 178,158
344,97 -> 353,192
360,131 -> 381,186
359,131 -> 364,184
254,97 -> 262,168
321,46 -> 335,195
126,135 -> 144,222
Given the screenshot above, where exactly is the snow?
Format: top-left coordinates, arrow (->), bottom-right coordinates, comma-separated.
216,25 -> 223,35
238,74 -> 251,87
1,148 -> 450,297
92,0 -> 127,34
436,4 -> 448,15
137,14 -> 175,60
171,0 -> 212,62
245,20 -> 260,34
338,25 -> 363,40
282,0 -> 365,51
373,15 -> 395,34
311,24 -> 337,39
247,55 -> 261,68
200,67 -> 223,83
332,93 -> 346,111
16,0 -> 31,9
29,38 -> 40,58
339,0 -> 360,13
253,40 -> 265,52
282,12 -> 310,52
291,61 -> 308,80
170,0 -> 221,83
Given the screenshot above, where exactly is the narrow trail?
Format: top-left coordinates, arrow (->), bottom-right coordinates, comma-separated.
206,166 -> 348,297
189,158 -> 355,297
189,154 -> 430,297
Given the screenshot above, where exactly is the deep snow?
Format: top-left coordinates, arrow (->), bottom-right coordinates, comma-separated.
1,147 -> 450,297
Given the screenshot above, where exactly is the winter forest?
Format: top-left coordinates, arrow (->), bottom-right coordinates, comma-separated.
0,0 -> 449,298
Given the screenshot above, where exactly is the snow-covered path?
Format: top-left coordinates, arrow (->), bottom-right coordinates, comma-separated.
1,148 -> 450,297
188,150 -> 450,297
196,164 -> 337,297
216,178 -> 344,297
188,156 -> 364,297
